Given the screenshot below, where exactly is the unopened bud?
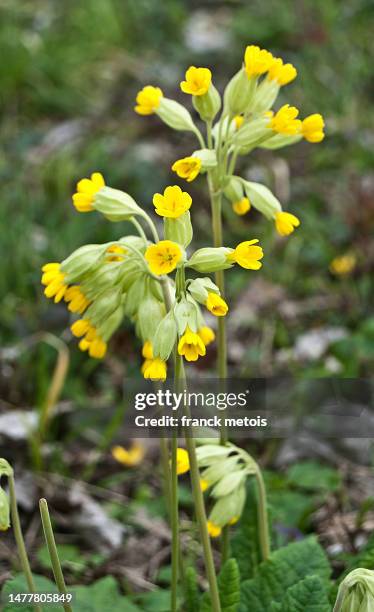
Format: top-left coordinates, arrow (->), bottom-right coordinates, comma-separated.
164,211 -> 193,248
243,181 -> 282,219
187,247 -> 233,273
223,68 -> 257,116
193,84 -> 221,121
152,310 -> 178,360
157,98 -> 196,132
174,298 -> 199,334
61,244 -> 107,283
188,277 -> 219,304
93,187 -> 144,222
138,293 -> 165,341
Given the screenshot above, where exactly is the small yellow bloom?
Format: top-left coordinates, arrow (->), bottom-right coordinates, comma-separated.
229,240 -> 264,270
87,337 -> 107,359
72,172 -> 105,213
207,521 -> 222,538
134,85 -> 163,115
178,326 -> 206,362
145,240 -> 182,275
234,115 -> 244,129
232,197 -> 251,216
228,516 -> 239,526
200,478 -> 209,492
112,443 -> 145,467
198,326 -> 215,346
268,58 -> 297,85
106,244 -> 127,262
71,318 -> 91,337
180,66 -> 212,96
41,263 -> 68,303
302,113 -> 325,143
153,185 -> 192,218
72,319 -> 107,358
142,340 -> 154,360
171,157 -> 201,182
205,292 -> 229,317
64,286 -> 90,314
176,448 -> 190,475
270,104 -> 301,135
244,45 -> 274,78
330,254 -> 356,276
142,357 -> 167,381
275,211 -> 300,236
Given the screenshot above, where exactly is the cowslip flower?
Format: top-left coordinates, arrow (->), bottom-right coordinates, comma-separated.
244,45 -> 274,78
171,157 -> 201,182
106,245 -> 127,262
145,240 -> 182,275
72,172 -> 105,213
176,448 -> 190,475
178,326 -> 206,362
232,197 -> 251,216
134,85 -> 163,115
205,292 -> 228,317
142,357 -> 167,381
270,104 -> 301,135
302,113 -> 325,143
330,253 -> 356,276
41,263 -> 68,302
180,66 -> 212,96
112,443 -> 145,467
275,211 -> 300,236
207,520 -> 222,538
228,240 -> 264,270
267,58 -> 297,85
71,319 -> 107,358
64,286 -> 90,314
153,185 -> 192,218
198,326 -> 215,346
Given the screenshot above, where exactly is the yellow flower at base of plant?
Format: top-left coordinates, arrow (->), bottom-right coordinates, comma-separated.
153,185 -> 192,218
134,85 -> 163,115
72,172 -> 105,212
106,245 -> 127,262
64,286 -> 90,314
142,357 -> 167,381
268,58 -> 297,85
206,292 -> 229,317
200,479 -> 209,492
172,157 -> 202,182
330,254 -> 356,276
112,443 -> 145,467
234,115 -> 244,129
178,326 -> 206,362
232,197 -> 251,216
180,66 -> 212,96
244,45 -> 274,78
145,240 -> 182,276
302,113 -> 325,143
41,263 -> 68,303
275,211 -> 300,236
229,240 -> 264,270
207,521 -> 222,538
176,448 -> 190,475
198,326 -> 215,346
270,104 -> 301,135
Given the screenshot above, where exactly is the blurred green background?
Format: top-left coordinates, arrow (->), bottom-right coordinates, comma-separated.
1,0 -> 373,410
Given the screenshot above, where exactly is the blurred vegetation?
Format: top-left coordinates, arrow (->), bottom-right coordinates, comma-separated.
0,0 -> 373,411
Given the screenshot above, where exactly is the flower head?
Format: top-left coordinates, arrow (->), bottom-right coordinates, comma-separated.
41,263 -> 68,303
207,520 -> 222,538
244,45 -> 274,78
142,357 -> 167,381
112,443 -> 145,467
72,172 -> 105,213
180,66 -> 212,96
176,448 -> 190,475
270,104 -> 301,135
64,286 -> 90,314
302,113 -> 325,143
198,326 -> 215,346
172,157 -> 201,182
145,240 -> 182,275
330,253 -> 356,276
268,58 -> 297,85
229,240 -> 264,270
232,197 -> 251,216
178,326 -> 206,362
134,85 -> 163,115
206,292 -> 228,317
153,185 -> 192,218
275,211 -> 300,236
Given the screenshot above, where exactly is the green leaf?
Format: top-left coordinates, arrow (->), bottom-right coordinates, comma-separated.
2,575 -> 57,611
270,575 -> 331,611
239,537 -> 331,612
231,480 -> 263,579
219,559 -> 241,612
37,544 -> 86,572
185,566 -> 200,612
71,576 -> 141,611
286,462 -> 342,492
133,589 -> 174,611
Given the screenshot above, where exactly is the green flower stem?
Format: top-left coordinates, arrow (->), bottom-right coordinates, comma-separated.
130,217 -> 148,241
170,430 -> 179,612
8,473 -> 42,612
254,467 -> 271,561
39,499 -> 72,612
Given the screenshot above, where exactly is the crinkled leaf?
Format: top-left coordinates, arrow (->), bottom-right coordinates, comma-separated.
269,575 -> 331,611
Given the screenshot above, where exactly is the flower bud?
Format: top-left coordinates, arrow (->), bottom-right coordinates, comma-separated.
61,244 -> 107,283
0,486 -> 10,531
209,484 -> 246,528
243,181 -> 282,219
93,187 -> 144,222
251,78 -> 280,113
193,148 -> 217,170
84,287 -> 122,326
260,133 -> 302,150
152,310 -> 178,360
174,297 -> 199,334
223,68 -> 257,116
124,275 -> 147,317
97,304 -> 125,342
164,211 -> 193,248
187,247 -> 233,273
157,98 -> 196,132
334,568 -> 374,612
193,84 -> 221,121
138,293 -> 165,341
187,277 -> 219,304
233,116 -> 272,152
223,176 -> 245,203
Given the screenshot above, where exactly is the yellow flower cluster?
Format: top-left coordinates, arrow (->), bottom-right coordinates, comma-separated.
72,172 -> 105,213
71,318 -> 107,359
